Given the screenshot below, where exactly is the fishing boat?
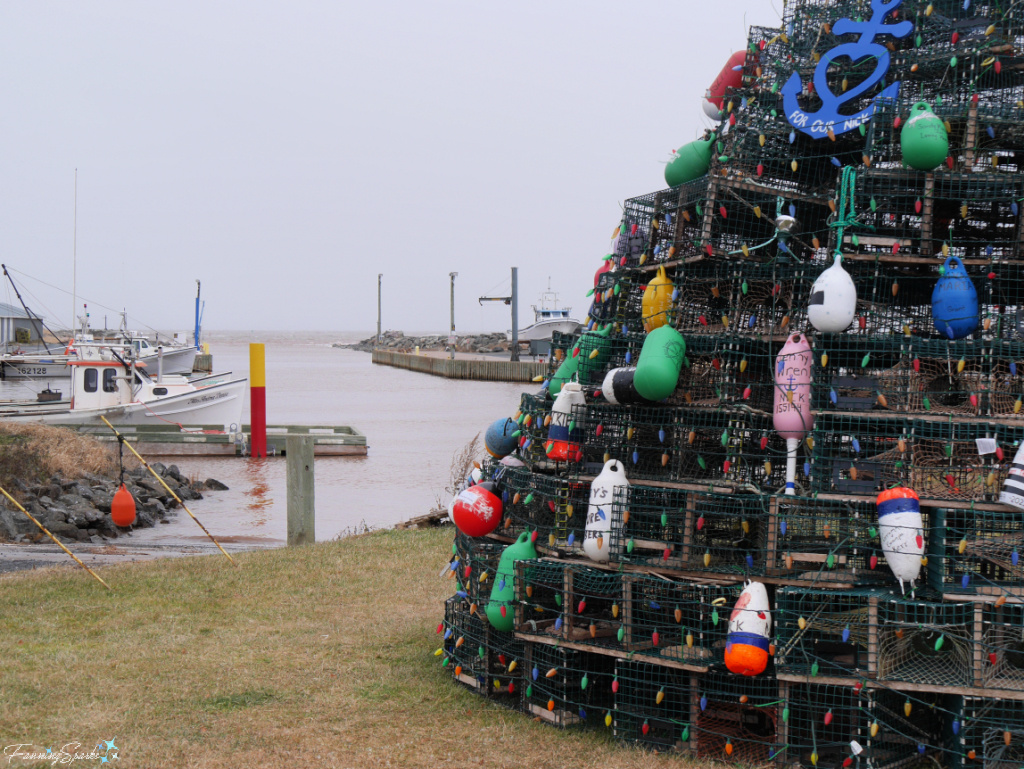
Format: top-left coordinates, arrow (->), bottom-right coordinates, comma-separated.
0,343 -> 245,427
508,285 -> 580,343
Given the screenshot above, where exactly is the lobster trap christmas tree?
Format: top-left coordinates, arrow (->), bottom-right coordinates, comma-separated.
437,0 -> 1024,765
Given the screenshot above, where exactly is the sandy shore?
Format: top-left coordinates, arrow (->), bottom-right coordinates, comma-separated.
0,541 -> 263,575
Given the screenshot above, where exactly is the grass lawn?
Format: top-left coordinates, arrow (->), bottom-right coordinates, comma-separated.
0,528 -> 708,768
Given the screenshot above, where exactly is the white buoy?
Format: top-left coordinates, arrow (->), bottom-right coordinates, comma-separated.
725,581 -> 772,676
999,443 -> 1024,511
876,487 -> 925,594
808,255 -> 857,333
546,382 -> 585,462
583,458 -> 629,563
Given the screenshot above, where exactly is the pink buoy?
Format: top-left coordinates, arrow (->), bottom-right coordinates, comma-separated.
774,334 -> 814,494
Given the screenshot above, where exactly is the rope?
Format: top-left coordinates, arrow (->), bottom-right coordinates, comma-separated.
828,166 -> 859,262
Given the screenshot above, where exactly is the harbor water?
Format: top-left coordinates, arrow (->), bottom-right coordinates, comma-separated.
0,331 -> 530,547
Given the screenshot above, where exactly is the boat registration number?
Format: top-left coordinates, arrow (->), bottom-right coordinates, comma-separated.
14,367 -> 50,375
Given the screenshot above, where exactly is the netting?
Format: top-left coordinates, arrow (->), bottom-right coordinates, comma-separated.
442,0 -> 1024,761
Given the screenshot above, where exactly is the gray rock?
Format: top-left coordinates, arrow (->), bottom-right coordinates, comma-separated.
167,465 -> 184,482
150,462 -> 167,477
38,496 -> 53,507
46,521 -> 84,543
0,507 -> 36,539
135,510 -> 155,528
58,493 -> 88,509
204,478 -> 229,491
92,491 -> 113,513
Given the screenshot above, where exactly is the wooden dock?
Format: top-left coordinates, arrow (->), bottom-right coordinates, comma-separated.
70,423 -> 367,457
372,350 -> 547,382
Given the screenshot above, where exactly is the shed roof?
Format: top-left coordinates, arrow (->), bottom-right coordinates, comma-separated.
0,302 -> 33,319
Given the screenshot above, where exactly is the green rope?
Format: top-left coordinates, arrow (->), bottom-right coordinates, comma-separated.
828,166 -> 858,262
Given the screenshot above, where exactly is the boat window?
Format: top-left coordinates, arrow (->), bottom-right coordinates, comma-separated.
103,369 -> 117,393
153,387 -> 168,396
83,368 -> 98,393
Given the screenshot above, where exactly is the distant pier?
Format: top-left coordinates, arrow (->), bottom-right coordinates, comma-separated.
372,350 -> 547,382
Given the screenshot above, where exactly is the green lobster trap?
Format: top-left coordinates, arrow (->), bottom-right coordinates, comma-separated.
521,643 -> 617,728
612,659 -> 694,752
927,506 -> 1024,600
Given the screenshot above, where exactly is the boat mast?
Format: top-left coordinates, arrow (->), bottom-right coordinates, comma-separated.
72,169 -> 77,343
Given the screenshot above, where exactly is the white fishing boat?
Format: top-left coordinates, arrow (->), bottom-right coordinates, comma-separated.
0,344 -> 245,427
509,287 -> 581,343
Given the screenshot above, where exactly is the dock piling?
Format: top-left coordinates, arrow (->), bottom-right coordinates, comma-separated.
286,435 -> 315,546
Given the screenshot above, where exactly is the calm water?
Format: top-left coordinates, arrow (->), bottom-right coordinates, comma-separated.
0,331 -> 529,546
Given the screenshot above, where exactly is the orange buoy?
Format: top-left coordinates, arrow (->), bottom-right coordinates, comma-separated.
111,482 -> 137,527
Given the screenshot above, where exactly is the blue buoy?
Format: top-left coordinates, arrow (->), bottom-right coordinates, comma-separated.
932,256 -> 979,339
485,417 -> 520,459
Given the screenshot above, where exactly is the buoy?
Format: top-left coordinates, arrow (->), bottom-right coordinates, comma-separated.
999,442 -> 1024,511
547,383 -> 585,463
583,459 -> 628,563
724,581 -> 772,676
808,256 -> 856,333
702,51 -> 747,119
774,334 -> 814,495
110,482 -> 137,527
665,136 -> 714,187
452,481 -> 503,538
932,257 -> 979,339
601,367 -> 656,406
634,326 -> 686,402
485,417 -> 519,459
548,343 -> 580,397
485,531 -> 538,631
876,487 -> 924,594
574,324 -> 614,386
901,102 -> 949,171
642,266 -> 673,332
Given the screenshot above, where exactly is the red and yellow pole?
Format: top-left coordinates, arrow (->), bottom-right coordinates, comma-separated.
249,343 -> 267,458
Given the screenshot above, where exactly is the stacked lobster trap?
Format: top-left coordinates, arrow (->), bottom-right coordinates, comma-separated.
437,0 -> 1024,766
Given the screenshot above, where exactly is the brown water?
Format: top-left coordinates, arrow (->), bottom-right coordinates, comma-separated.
0,331 -> 530,546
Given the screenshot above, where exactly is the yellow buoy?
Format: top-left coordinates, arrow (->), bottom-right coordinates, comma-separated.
642,265 -> 674,332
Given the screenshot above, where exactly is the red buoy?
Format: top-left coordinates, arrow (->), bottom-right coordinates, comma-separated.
111,482 -> 137,527
451,481 -> 503,537
703,51 -> 747,119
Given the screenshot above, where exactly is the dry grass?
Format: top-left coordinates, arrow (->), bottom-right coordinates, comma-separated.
0,528 -> 710,769
0,422 -> 124,483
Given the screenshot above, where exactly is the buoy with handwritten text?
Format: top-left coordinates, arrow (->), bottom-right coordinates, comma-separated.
901,102 -> 949,172
546,382 -> 585,462
774,334 -> 814,495
876,487 -> 924,594
725,581 -> 772,676
634,326 -> 686,402
583,459 -> 629,563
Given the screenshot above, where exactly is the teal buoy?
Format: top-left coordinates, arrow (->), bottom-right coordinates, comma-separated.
665,137 -> 713,188
485,531 -> 538,631
901,102 -> 948,171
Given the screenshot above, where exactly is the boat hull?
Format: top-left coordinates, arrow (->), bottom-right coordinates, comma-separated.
138,346 -> 197,376
0,356 -> 73,379
509,318 -> 581,343
0,378 -> 246,428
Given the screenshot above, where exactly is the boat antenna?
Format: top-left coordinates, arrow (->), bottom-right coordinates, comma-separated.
1,264 -> 56,353
72,168 -> 77,342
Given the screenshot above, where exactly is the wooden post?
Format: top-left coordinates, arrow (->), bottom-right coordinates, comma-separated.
286,435 -> 315,546
921,174 -> 935,256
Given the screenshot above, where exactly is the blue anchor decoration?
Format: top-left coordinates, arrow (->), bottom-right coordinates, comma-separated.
783,0 -> 913,139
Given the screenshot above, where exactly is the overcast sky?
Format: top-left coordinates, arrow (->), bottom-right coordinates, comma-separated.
0,1 -> 781,335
